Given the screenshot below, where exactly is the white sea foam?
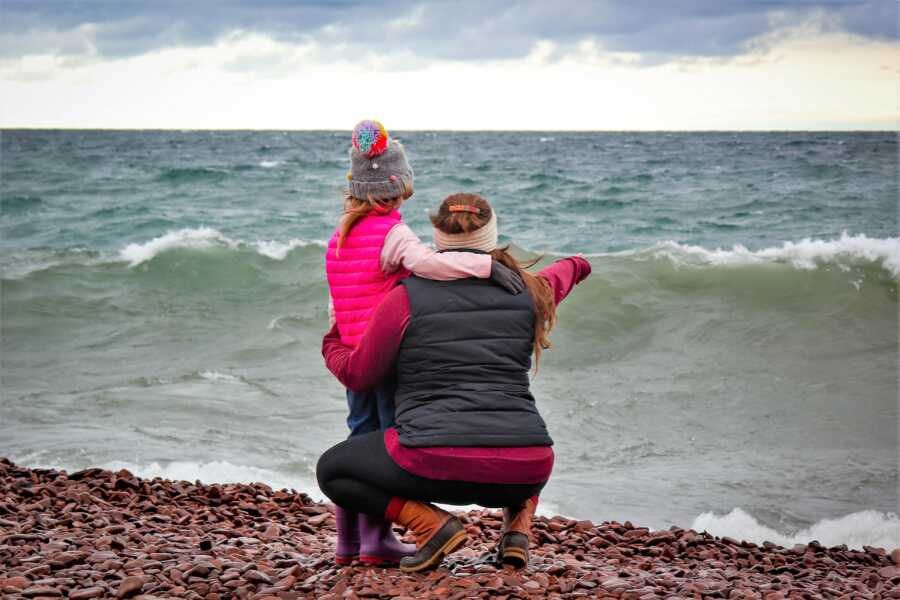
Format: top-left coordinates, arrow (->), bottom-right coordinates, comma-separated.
17,456 -> 323,501
691,507 -> 900,551
34,230 -> 900,280
587,233 -> 900,278
119,227 -> 236,266
252,238 -> 320,260
198,370 -> 242,384
117,227 -> 325,266
435,499 -> 564,519
98,459 -> 325,501
259,160 -> 281,168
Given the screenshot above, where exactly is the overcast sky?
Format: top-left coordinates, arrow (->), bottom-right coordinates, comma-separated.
1,0 -> 897,130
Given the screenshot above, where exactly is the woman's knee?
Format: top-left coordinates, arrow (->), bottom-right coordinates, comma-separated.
315,443 -> 343,499
315,431 -> 390,504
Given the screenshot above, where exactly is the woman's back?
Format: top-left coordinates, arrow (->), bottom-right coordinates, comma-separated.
392,274 -> 551,448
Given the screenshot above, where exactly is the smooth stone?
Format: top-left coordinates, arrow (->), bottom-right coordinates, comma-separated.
879,565 -> 900,579
116,576 -> 144,599
245,570 -> 273,584
4,576 -> 29,590
22,587 -> 63,598
70,588 -> 106,600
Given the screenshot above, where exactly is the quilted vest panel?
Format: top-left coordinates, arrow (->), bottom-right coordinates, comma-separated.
394,275 -> 553,447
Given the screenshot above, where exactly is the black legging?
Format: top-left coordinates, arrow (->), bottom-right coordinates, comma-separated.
316,431 -> 547,517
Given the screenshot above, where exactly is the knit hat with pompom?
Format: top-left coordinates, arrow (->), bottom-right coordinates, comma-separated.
347,120 -> 414,201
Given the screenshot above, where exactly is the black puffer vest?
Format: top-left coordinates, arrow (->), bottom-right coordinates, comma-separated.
393,275 -> 553,447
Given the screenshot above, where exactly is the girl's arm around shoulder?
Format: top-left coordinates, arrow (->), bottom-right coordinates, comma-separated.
538,256 -> 592,306
381,223 -> 491,280
321,285 -> 411,391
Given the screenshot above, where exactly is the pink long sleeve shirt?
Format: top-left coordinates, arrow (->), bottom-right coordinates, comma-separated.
381,223 -> 491,279
322,256 -> 592,484
328,222 -> 492,325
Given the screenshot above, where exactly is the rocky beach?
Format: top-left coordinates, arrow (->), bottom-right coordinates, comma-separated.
0,458 -> 896,599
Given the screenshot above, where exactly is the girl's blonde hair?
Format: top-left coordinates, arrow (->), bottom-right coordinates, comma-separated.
336,180 -> 413,254
430,193 -> 557,371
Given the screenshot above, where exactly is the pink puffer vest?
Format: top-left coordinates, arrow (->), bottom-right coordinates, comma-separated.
325,210 -> 410,348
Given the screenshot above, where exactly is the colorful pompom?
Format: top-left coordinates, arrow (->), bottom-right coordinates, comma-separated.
351,120 -> 389,158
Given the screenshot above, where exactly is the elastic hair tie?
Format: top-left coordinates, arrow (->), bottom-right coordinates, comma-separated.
448,205 -> 481,215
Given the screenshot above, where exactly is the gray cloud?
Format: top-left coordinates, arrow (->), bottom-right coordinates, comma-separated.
0,0 -> 895,63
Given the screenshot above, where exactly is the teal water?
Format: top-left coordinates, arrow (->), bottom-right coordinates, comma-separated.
1,130 -> 898,549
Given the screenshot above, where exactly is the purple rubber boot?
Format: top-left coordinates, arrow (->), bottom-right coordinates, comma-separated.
358,512 -> 416,565
334,505 -> 360,565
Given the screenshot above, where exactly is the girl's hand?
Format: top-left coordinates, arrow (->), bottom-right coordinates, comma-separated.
490,261 -> 525,295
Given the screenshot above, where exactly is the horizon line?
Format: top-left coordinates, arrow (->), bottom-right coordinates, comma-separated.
2,127 -> 897,133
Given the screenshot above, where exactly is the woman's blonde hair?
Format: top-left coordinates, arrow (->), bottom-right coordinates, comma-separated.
336,180 -> 414,255
430,193 -> 557,371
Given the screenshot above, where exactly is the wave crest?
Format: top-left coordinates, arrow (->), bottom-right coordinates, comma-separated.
594,233 -> 900,278
691,507 -> 900,551
117,227 -> 325,266
119,227 -> 231,266
10,231 -> 899,281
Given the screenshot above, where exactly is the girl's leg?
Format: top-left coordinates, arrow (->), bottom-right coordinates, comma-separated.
335,388 -> 379,564
350,377 -> 413,563
345,388 -> 379,437
357,511 -> 414,565
333,504 -> 359,565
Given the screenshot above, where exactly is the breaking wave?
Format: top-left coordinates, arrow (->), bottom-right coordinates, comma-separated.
692,507 -> 900,551
589,233 -> 900,279
117,227 -> 325,266
116,230 -> 900,277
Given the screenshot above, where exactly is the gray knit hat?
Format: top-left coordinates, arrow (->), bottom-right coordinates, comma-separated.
347,120 -> 414,201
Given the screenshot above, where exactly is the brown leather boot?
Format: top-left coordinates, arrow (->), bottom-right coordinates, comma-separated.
498,496 -> 537,568
394,500 -> 467,573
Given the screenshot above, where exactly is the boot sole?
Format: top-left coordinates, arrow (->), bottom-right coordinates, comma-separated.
334,554 -> 358,566
497,531 -> 529,569
399,528 -> 467,573
499,546 -> 528,568
359,555 -> 401,566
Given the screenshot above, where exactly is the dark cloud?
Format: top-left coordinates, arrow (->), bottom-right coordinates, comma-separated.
0,0 -> 895,62
0,0 -> 365,58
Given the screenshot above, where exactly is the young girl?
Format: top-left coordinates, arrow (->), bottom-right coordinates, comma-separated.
324,120 -> 520,566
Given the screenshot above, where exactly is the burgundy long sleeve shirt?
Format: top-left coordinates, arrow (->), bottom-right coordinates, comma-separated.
322,256 -> 592,483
